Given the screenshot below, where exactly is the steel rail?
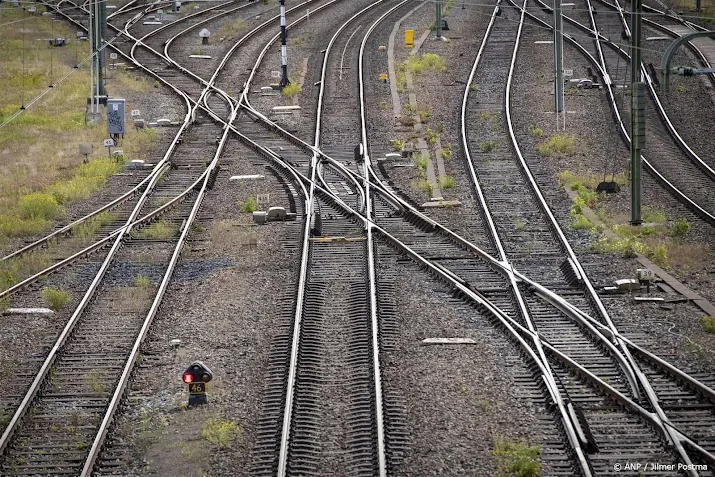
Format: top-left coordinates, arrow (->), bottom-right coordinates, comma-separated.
516,1 -> 711,471
80,87 -> 238,477
457,1 -> 595,474
592,0 -> 715,180
273,2 -> 393,474
531,0 -> 715,223
110,1 -> 715,466
239,0 -> 342,107
354,3 -> 407,476
213,94 -> 715,467
262,128 -> 715,469
0,0 -> 236,465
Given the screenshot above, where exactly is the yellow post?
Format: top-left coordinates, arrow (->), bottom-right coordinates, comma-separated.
405,29 -> 414,49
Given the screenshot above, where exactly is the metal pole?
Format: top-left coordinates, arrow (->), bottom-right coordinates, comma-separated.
88,3 -> 95,113
279,0 -> 289,88
436,0 -> 442,38
554,0 -> 564,129
630,0 -> 644,225
173,0 -> 178,12
99,0 -> 107,96
94,0 -> 101,107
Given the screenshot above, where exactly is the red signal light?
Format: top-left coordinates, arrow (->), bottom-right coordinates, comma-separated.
183,373 -> 193,383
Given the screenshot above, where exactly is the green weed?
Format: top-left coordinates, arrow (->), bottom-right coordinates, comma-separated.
407,53 -> 446,76
136,220 -> 175,240
672,218 -> 690,237
202,419 -> 241,449
439,175 -> 455,189
425,128 -> 439,145
480,141 -> 497,153
528,124 -> 544,137
134,275 -> 152,288
537,133 -> 576,156
281,82 -> 302,100
701,316 -> 714,333
41,287 -> 69,311
492,437 -> 541,477
391,139 -> 404,152
241,197 -> 257,213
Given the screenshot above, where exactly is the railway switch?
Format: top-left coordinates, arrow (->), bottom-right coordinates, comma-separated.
182,361 -> 213,406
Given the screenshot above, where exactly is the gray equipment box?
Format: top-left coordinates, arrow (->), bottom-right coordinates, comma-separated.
107,98 -> 126,134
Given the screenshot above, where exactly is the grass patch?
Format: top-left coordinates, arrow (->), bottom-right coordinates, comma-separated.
281,81 -> 302,100
672,218 -> 690,237
202,419 -> 240,449
41,286 -> 70,311
470,83 -> 480,91
493,437 -> 541,477
439,175 -> 455,189
19,193 -> 61,221
0,9 -> 160,246
417,179 -> 434,196
701,316 -> 715,333
425,128 -> 439,145
407,53 -> 447,76
480,141 -> 497,153
419,109 -> 431,123
136,220 -> 175,240
134,274 -> 152,288
440,144 -> 452,160
72,211 -> 113,243
391,139 -> 404,152
396,64 -> 407,93
537,133 -> 576,156
528,124 -> 544,137
216,18 -> 248,40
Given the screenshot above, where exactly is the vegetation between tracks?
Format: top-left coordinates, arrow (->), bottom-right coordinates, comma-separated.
0,6 -> 160,253
492,437 -> 541,477
557,169 -> 708,272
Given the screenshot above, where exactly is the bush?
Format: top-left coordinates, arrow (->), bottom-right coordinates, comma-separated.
281,82 -> 302,100
440,145 -> 452,160
391,139 -> 404,152
41,287 -> 69,311
701,316 -> 715,333
241,197 -> 257,213
672,218 -> 690,237
425,128 -> 439,145
19,193 -> 60,221
202,419 -> 240,449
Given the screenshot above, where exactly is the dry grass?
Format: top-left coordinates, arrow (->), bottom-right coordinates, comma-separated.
0,7 -> 160,245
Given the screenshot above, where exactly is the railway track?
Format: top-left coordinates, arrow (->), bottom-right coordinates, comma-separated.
0,0 -> 245,472
4,0 -> 715,473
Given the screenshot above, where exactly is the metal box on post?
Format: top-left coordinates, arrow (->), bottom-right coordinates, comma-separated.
405,29 -> 414,49
106,98 -> 126,135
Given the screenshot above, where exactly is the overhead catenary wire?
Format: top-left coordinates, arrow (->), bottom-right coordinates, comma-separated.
0,0 -> 703,129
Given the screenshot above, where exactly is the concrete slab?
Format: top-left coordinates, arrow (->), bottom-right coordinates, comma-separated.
3,308 -> 54,316
422,200 -> 462,208
422,338 -> 476,345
